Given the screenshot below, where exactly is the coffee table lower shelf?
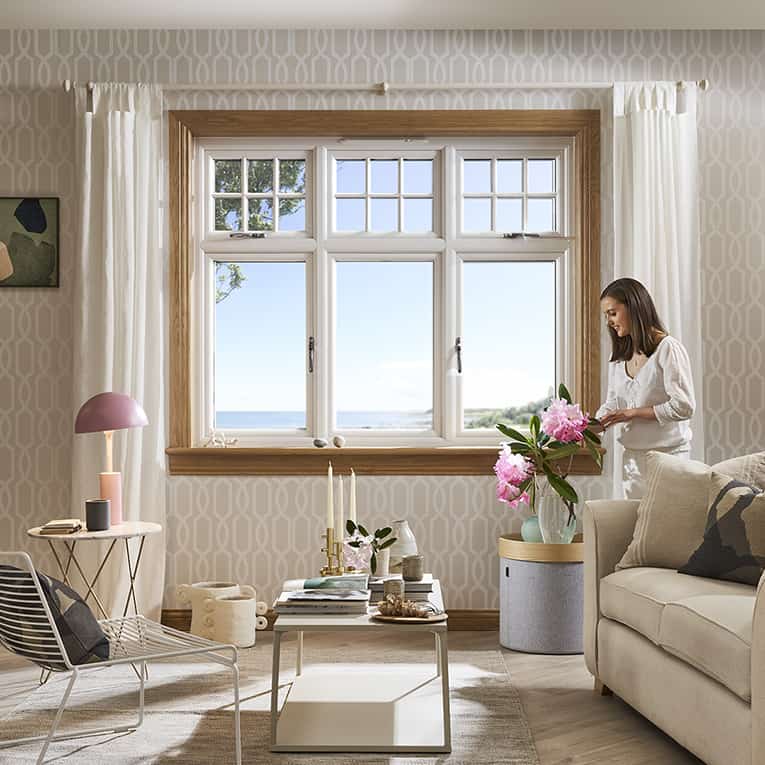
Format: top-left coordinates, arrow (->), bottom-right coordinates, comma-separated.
272,669 -> 449,753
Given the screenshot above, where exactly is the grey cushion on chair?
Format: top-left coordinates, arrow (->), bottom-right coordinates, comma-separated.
0,565 -> 109,666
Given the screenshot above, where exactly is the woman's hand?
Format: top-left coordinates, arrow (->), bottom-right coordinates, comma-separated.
599,408 -> 636,428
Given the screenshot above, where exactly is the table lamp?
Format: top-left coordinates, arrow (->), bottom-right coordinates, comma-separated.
75,392 -> 148,526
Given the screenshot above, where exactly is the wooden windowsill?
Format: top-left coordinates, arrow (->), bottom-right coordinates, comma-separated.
166,446 -> 604,476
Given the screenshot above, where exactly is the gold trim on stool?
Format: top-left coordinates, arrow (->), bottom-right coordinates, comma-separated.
498,533 -> 584,563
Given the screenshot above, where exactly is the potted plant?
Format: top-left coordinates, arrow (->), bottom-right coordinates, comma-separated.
344,520 -> 398,574
494,383 -> 602,543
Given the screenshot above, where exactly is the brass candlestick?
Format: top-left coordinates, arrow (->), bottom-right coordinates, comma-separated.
320,527 -> 336,576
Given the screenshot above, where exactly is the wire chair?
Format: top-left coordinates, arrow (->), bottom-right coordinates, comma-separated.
0,551 -> 241,764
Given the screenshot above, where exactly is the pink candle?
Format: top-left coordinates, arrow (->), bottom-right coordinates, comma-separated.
99,472 -> 122,525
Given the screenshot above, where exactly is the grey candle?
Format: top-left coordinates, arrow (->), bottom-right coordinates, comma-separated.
85,499 -> 111,531
402,554 -> 424,582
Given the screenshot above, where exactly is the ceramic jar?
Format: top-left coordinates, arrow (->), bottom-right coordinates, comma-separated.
177,581 -> 256,637
203,594 -> 258,647
388,520 -> 418,573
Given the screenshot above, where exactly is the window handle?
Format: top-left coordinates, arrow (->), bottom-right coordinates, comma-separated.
455,336 -> 462,374
308,336 -> 315,373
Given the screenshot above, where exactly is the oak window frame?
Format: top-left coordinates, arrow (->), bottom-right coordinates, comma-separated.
168,110 -> 601,476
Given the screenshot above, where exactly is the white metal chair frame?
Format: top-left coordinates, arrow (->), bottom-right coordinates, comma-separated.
0,552 -> 241,765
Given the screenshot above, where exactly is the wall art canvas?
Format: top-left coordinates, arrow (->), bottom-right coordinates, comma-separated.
0,197 -> 59,288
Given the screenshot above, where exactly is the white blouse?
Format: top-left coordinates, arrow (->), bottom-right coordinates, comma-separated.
595,336 -> 695,451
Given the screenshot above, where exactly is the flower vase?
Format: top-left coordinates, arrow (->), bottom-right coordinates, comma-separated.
534,476 -> 576,544
375,546 -> 390,576
520,515 -> 544,543
388,519 -> 418,573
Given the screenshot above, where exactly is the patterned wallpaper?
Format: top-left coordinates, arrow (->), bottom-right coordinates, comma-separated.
1,30 -> 763,610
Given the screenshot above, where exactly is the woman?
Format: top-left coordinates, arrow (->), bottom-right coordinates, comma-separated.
596,278 -> 695,499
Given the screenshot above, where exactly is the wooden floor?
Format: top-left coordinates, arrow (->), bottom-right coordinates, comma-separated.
0,631 -> 701,764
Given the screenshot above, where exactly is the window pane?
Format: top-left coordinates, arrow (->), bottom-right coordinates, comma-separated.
370,198 -> 398,232
462,261 -> 555,429
248,198 -> 274,231
335,198 -> 366,231
279,198 -> 305,231
528,159 -> 555,193
214,261 -> 306,430
463,159 -> 491,193
463,198 -> 492,232
497,160 -> 522,193
335,261 -> 432,430
527,198 -> 555,232
247,160 -> 273,194
215,160 -> 241,193
403,160 -> 433,194
279,160 -> 305,193
215,199 -> 242,231
403,198 -> 433,232
496,198 -> 523,232
336,159 -> 365,193
370,160 -> 398,194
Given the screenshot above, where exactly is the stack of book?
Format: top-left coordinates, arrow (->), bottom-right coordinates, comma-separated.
274,574 -> 371,615
368,573 -> 434,603
38,519 -> 83,535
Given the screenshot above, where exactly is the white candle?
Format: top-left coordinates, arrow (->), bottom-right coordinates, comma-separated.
326,462 -> 333,530
349,469 -> 357,523
336,474 -> 344,541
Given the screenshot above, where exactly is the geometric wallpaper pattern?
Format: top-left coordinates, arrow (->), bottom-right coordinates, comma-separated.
1,29 -> 763,609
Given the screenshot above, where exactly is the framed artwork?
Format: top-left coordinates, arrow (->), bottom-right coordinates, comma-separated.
0,197 -> 59,288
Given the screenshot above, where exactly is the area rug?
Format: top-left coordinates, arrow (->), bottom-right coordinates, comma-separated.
1,634 -> 539,764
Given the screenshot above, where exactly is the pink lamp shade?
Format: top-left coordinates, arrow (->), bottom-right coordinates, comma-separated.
75,392 -> 148,434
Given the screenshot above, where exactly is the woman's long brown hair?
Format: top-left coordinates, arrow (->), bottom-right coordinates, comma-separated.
600,278 -> 667,361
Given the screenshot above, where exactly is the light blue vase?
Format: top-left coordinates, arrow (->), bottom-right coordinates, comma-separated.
520,515 -> 544,543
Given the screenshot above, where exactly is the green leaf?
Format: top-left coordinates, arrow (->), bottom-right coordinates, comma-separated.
583,429 -> 601,446
496,423 -> 529,443
545,443 -> 582,461
585,438 -> 603,468
558,383 -> 573,403
529,415 -> 540,440
346,519 -> 357,535
510,442 -> 532,454
347,540 -> 362,548
518,477 -> 533,494
374,526 -> 392,539
357,524 -> 369,537
543,467 -> 579,504
370,552 -> 377,574
377,537 -> 397,550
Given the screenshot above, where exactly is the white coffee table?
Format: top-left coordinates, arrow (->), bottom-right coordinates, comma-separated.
270,580 -> 451,753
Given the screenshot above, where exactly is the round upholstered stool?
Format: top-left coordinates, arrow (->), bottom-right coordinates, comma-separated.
498,534 -> 584,654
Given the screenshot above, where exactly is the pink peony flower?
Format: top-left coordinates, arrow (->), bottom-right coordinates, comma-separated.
494,447 -> 534,509
541,398 -> 589,443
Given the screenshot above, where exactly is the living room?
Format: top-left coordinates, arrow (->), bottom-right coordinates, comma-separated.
1,2 -> 764,764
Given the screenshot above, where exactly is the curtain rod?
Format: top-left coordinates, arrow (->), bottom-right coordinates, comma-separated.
62,78 -> 710,94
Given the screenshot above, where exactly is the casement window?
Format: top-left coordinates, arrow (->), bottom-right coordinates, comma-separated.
192,137 -> 574,448
168,109 -> 600,475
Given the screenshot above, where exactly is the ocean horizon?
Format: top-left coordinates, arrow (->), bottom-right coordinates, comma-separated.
215,410 -> 433,430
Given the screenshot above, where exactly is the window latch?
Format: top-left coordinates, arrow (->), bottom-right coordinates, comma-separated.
308,336 -> 315,373
455,336 -> 463,374
229,232 -> 266,239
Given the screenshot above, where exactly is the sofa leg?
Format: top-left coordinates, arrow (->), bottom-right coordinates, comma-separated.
594,678 -> 613,696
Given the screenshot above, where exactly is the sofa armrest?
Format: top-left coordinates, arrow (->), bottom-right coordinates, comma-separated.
753,573 -> 765,763
583,499 -> 640,678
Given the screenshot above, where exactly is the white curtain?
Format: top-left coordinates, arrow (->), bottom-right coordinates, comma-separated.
71,84 -> 166,620
613,81 -> 705,463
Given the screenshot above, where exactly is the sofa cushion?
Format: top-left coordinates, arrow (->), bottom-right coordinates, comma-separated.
659,594 -> 755,701
712,451 -> 765,491
616,452 -> 712,571
679,473 -> 765,586
600,567 -> 753,645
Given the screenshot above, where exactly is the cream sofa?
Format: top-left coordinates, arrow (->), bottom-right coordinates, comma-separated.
584,499 -> 764,765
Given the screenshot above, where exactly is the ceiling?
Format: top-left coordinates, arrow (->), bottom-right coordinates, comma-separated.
3,0 -> 765,30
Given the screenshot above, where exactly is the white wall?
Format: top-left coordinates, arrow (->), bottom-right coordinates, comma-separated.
1,30 -> 763,609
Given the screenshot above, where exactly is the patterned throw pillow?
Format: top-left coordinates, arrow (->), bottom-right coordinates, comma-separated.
678,472 -> 765,586
0,565 -> 109,667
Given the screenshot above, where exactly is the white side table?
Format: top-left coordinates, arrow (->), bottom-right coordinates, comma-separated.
270,580 -> 451,754
27,522 -> 162,620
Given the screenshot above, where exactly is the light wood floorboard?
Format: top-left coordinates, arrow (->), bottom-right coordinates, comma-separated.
0,632 -> 702,764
